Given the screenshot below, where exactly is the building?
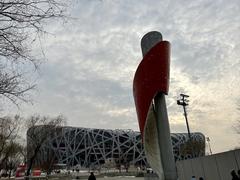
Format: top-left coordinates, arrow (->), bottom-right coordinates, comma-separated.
27,126 -> 205,169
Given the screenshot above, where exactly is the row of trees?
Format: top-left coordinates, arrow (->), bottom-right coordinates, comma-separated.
0,115 -> 23,176
0,0 -> 68,177
0,114 -> 65,177
26,115 -> 65,176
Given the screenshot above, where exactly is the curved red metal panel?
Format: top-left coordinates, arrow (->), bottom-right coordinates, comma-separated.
133,41 -> 170,136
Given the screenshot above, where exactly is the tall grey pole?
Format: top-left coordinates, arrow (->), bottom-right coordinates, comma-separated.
183,105 -> 191,140
141,31 -> 177,180
177,94 -> 191,140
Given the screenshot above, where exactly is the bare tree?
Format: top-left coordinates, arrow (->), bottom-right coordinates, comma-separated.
0,0 -> 67,105
0,115 -> 26,178
179,139 -> 205,159
0,70 -> 34,105
3,141 -> 23,177
40,148 -> 57,175
0,115 -> 20,168
26,114 -> 66,177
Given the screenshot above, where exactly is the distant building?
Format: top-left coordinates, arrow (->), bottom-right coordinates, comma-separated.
27,126 -> 205,168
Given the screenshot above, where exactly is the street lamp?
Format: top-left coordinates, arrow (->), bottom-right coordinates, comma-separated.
177,94 -> 191,140
206,137 -> 212,155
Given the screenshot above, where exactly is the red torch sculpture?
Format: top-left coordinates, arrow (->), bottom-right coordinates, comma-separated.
133,31 -> 177,180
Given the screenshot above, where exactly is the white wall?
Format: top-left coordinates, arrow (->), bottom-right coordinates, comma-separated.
176,149 -> 240,180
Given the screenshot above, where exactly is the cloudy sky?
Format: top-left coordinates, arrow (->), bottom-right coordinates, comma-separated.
8,0 -> 240,153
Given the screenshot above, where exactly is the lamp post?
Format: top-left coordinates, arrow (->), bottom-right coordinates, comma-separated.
206,137 -> 212,155
177,94 -> 191,140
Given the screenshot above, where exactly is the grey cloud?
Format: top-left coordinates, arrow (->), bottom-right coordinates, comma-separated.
12,0 -> 240,153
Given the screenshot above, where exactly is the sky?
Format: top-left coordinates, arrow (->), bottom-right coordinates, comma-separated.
6,0 -> 240,154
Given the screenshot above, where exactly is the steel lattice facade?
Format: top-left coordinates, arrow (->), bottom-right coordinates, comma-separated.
28,126 -> 205,168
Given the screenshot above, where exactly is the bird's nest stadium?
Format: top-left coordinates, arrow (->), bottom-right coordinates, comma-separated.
27,126 -> 205,169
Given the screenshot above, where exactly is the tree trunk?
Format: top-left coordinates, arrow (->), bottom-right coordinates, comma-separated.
26,146 -> 40,178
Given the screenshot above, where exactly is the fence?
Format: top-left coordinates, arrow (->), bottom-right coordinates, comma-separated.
176,149 -> 240,180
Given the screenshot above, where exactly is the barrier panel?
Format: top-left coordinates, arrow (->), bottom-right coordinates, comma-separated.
176,149 -> 240,180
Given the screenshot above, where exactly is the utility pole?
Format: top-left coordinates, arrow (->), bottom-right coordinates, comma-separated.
177,94 -> 191,140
